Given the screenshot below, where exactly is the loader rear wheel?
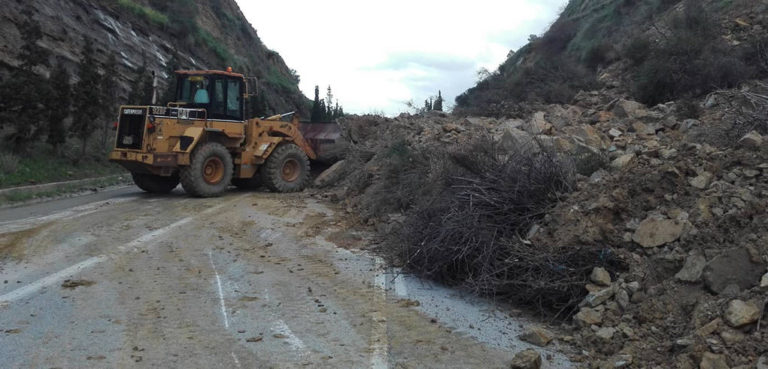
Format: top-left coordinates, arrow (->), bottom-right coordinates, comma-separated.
260,144 -> 310,193
180,142 -> 233,197
131,172 -> 179,194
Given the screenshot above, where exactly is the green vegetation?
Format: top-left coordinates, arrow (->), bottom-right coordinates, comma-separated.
0,174 -> 128,206
0,153 -> 122,189
116,0 -> 168,25
631,0 -> 753,105
195,28 -> 233,62
266,66 -> 299,94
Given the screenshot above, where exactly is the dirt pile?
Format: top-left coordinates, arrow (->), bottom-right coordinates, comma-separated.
321,82 -> 768,368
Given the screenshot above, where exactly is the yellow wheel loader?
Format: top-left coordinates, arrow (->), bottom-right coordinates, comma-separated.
109,69 -> 317,197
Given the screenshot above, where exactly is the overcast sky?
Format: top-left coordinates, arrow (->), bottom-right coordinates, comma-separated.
236,0 -> 568,115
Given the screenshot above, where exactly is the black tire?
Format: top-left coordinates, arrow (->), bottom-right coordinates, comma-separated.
260,144 -> 310,193
232,175 -> 261,190
131,172 -> 179,194
180,142 -> 233,197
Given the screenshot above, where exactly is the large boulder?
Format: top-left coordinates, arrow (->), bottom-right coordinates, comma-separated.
314,160 -> 347,187
500,128 -> 540,153
562,125 -> 608,149
590,267 -> 612,286
632,217 -> 684,248
703,247 -> 766,294
739,131 -> 763,150
526,112 -> 553,135
612,99 -> 649,119
509,349 -> 542,369
519,326 -> 554,347
699,352 -> 729,369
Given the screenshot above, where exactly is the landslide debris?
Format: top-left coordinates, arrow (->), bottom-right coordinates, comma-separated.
319,82 -> 768,367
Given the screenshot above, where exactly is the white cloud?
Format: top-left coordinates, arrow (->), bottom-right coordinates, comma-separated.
236,0 -> 568,115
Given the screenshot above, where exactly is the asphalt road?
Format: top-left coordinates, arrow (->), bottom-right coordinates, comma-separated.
0,186 -> 572,368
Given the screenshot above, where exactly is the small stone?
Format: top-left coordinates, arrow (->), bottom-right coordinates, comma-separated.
574,307 -> 602,327
744,169 -> 760,178
595,327 -> 616,340
719,328 -> 745,346
611,154 -> 636,170
509,349 -> 542,369
660,148 -> 678,159
739,131 -> 763,149
689,172 -> 713,190
626,281 -> 641,294
675,253 -> 707,282
699,352 -> 729,369
632,217 -> 684,248
583,287 -> 614,307
761,273 -> 768,288
724,299 -> 761,327
757,355 -> 768,369
696,318 -> 722,337
519,326 -> 554,347
608,128 -> 623,138
611,354 -> 633,368
442,123 -> 461,133
590,267 -> 612,286
615,289 -> 630,310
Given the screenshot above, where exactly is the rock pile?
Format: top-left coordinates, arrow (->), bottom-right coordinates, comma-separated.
323,85 -> 768,368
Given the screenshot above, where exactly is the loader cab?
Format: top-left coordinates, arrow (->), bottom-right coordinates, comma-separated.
175,70 -> 245,122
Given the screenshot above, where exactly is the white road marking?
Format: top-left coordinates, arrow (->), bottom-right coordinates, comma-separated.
208,250 -> 230,329
370,257 -> 389,369
0,255 -> 108,302
271,320 -> 307,352
230,352 -> 242,368
118,217 -> 193,252
0,198 -> 241,304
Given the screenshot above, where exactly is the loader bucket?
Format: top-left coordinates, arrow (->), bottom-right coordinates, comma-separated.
298,122 -> 342,163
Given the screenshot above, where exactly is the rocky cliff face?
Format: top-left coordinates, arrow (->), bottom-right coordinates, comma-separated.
0,0 -> 308,116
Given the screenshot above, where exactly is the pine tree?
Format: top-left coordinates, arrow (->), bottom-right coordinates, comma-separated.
159,50 -> 181,105
310,85 -> 322,122
433,90 -> 443,112
99,54 -> 119,147
128,54 -> 154,105
46,61 -> 71,152
71,39 -> 103,161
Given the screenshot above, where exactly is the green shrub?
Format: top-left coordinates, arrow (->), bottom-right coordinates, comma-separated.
632,0 -> 753,105
116,0 -> 168,25
624,37 -> 651,66
0,152 -> 20,175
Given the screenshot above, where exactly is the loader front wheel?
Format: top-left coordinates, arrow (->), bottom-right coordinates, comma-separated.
131,172 -> 179,194
180,142 -> 233,197
260,144 -> 310,193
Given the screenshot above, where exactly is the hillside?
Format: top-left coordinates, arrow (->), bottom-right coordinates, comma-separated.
455,0 -> 768,117
0,0 -> 307,115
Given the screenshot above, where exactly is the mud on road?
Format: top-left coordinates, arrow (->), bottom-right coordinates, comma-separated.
0,189 -> 572,368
